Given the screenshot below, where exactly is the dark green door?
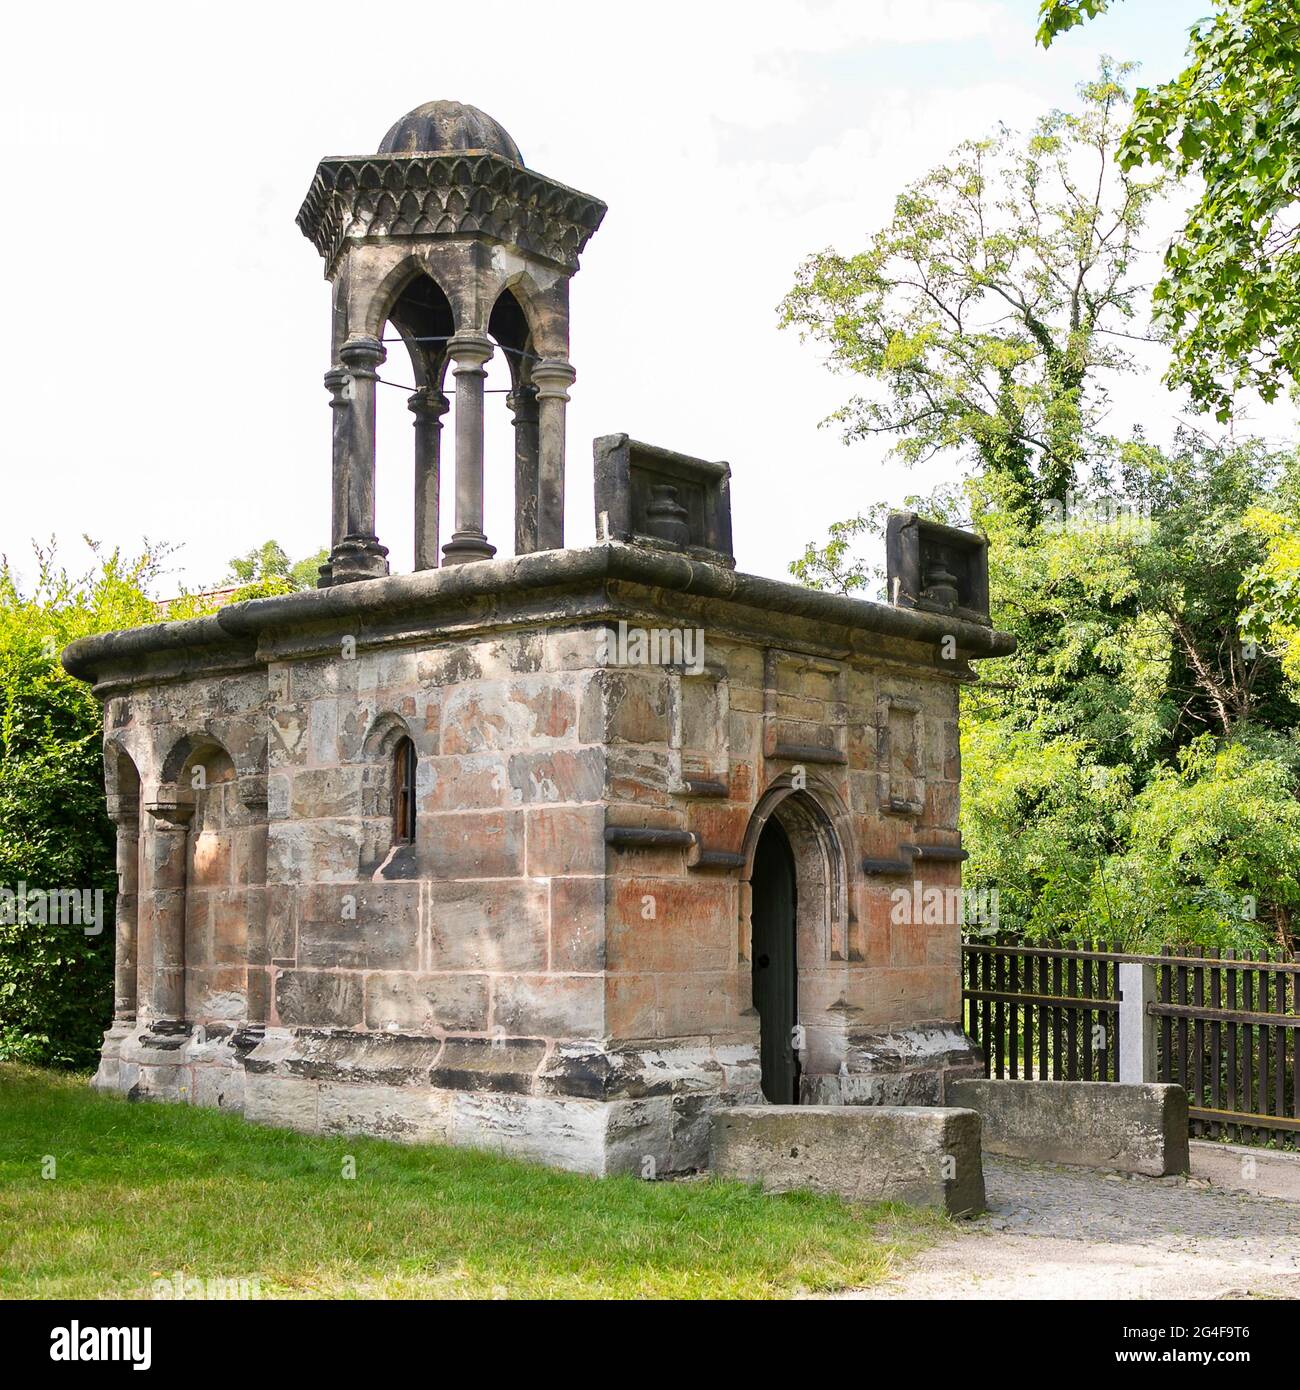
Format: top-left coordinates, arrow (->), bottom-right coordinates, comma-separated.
751,816 -> 800,1104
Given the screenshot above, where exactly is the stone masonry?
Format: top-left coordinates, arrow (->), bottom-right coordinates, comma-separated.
63,102 -> 1014,1175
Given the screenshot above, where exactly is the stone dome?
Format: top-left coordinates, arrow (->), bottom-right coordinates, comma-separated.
378,101 -> 524,164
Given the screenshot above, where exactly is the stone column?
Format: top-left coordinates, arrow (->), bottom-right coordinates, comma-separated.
441,334 -> 497,564
142,790 -> 194,1033
409,387 -> 449,571
508,383 -> 541,555
531,358 -> 576,551
317,366 -> 350,587
328,335 -> 390,583
237,775 -> 270,1029
109,806 -> 140,1022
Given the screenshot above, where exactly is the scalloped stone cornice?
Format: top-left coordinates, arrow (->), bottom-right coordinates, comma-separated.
296,152 -> 607,274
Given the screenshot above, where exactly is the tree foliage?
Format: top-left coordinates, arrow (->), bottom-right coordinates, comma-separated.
227,539 -> 327,598
1040,0 -> 1300,418
0,537 -> 320,1067
0,543 -> 167,1067
957,437 -> 1300,949
779,62 -> 1160,513
785,68 -> 1300,950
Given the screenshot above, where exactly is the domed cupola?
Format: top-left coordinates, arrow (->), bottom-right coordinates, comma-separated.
297,103 -> 605,584
377,99 -> 524,164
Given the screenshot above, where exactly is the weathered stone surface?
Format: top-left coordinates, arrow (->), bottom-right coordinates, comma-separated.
451,1092 -> 608,1173
709,1105 -> 985,1215
948,1079 -> 1190,1177
432,1038 -> 546,1094
363,972 -> 490,1035
318,1082 -> 454,1144
274,970 -> 364,1029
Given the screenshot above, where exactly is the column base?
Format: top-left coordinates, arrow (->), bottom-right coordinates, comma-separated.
329,534 -> 390,583
441,531 -> 497,564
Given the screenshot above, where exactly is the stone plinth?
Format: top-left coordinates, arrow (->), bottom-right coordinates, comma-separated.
709,1104 -> 986,1215
948,1079 -> 1190,1176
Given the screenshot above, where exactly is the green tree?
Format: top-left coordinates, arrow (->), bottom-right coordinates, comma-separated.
1240,503 -> 1300,698
779,61 -> 1161,513
806,434 -> 1300,951
0,543 -> 168,1067
227,540 -> 327,599
1039,0 -> 1300,418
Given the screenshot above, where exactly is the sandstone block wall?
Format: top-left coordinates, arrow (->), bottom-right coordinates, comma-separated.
73,550 -> 1005,1172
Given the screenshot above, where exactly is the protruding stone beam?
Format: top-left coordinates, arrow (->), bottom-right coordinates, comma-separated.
329,335 -> 390,584
409,387 -> 449,571
531,358 -> 576,551
142,788 -> 194,1034
442,334 -> 496,564
508,383 -> 540,555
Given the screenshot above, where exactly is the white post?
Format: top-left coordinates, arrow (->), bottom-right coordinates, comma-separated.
1118,961 -> 1156,1083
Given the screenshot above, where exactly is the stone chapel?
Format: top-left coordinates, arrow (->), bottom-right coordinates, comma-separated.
63,100 -> 1014,1174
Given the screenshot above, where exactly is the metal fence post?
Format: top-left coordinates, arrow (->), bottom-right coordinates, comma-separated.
1118,961 -> 1156,1084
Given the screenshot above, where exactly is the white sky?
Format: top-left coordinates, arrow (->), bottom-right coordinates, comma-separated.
2,0 -> 1276,595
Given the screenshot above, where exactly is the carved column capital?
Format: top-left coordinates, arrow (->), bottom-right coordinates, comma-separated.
338,334 -> 386,376
407,387 -> 450,422
531,358 -> 576,401
144,786 -> 194,830
445,333 -> 494,371
506,382 -> 540,422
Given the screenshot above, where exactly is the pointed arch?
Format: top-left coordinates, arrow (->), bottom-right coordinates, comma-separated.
740,776 -> 852,967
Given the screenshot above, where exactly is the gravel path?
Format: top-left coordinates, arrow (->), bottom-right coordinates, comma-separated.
848,1157 -> 1300,1300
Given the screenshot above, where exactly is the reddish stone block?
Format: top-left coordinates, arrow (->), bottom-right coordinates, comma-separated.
427,880 -> 549,971
422,754 -> 508,812
923,781 -> 959,830
605,973 -> 658,1037
421,809 -> 525,878
549,877 -> 605,971
507,748 -> 603,805
189,830 -> 232,886
686,803 -> 749,855
607,878 -> 733,972
509,682 -> 576,741
492,974 -> 604,1038
526,806 -> 605,876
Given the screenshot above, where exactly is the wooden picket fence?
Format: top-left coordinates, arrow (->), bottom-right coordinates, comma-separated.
962,937 -> 1300,1148
962,939 -> 1121,1083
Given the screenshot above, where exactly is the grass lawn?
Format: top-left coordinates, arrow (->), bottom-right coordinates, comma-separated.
0,1064 -> 944,1299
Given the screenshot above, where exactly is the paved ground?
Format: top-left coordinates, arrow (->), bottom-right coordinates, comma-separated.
849,1157 -> 1300,1300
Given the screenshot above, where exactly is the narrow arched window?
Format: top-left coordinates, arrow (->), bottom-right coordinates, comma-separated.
393,736 -> 417,843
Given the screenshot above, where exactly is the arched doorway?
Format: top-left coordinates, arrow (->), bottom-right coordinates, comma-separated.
751,816 -> 799,1104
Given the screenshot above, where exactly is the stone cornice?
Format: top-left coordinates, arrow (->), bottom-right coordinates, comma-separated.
62,545 -> 1015,694
296,152 -> 607,274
